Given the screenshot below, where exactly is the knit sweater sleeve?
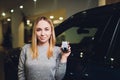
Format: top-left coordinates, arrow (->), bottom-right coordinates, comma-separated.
18,44 -> 28,80
55,47 -> 67,80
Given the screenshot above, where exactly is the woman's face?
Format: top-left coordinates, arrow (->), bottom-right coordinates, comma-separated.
35,20 -> 52,45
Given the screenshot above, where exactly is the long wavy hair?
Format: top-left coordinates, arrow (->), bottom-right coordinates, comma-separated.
31,16 -> 56,59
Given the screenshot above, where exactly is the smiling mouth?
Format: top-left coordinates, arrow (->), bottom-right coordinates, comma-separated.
40,37 -> 46,40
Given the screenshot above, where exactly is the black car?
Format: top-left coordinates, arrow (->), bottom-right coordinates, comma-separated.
4,2 -> 120,80
55,2 -> 120,80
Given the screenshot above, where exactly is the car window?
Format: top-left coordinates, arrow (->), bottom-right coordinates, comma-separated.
56,27 -> 97,44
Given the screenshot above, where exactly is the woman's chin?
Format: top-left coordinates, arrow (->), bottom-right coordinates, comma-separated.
39,40 -> 48,44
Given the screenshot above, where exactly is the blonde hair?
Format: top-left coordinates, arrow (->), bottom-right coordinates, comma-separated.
31,16 -> 56,59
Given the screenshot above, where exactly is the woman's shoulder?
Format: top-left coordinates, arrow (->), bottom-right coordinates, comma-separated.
54,46 -> 60,50
22,44 -> 31,50
54,46 -> 61,53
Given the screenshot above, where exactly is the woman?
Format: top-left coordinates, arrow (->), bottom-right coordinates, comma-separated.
18,16 -> 71,80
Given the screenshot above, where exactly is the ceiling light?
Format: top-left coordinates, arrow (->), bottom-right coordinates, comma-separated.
19,5 -> 23,9
53,20 -> 62,24
50,16 -> 54,19
1,12 -> 6,17
27,20 -> 30,25
10,9 -> 14,13
33,0 -> 37,2
7,18 -> 11,21
59,17 -> 63,20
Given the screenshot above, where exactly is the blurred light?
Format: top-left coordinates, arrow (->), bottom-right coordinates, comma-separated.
59,17 -> 63,20
92,37 -> 94,40
53,20 -> 62,24
27,20 -> 30,25
104,56 -> 107,59
50,16 -> 54,19
110,58 -> 114,68
26,20 -> 33,27
1,12 -> 6,17
84,73 -> 89,77
33,0 -> 37,2
19,5 -> 23,9
70,72 -> 74,75
82,11 -> 87,14
27,20 -> 30,23
110,58 -> 114,61
7,18 -> 11,21
27,23 -> 33,27
10,9 -> 14,13
80,52 -> 83,58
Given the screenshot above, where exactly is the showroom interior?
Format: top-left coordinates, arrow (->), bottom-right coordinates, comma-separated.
0,0 -> 120,80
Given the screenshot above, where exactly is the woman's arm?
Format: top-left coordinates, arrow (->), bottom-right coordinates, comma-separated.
55,46 -> 71,80
18,46 -> 26,80
55,54 -> 67,80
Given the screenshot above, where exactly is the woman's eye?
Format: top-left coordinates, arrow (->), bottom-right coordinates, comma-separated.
45,28 -> 49,31
36,28 -> 41,31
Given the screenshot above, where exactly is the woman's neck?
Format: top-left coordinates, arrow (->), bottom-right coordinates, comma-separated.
38,41 -> 49,46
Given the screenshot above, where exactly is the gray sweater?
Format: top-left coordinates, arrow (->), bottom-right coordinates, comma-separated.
18,44 -> 66,80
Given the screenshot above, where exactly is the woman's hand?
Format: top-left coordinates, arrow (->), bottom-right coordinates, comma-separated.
60,42 -> 71,63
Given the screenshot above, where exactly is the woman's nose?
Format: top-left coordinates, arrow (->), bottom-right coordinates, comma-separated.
41,30 -> 45,35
